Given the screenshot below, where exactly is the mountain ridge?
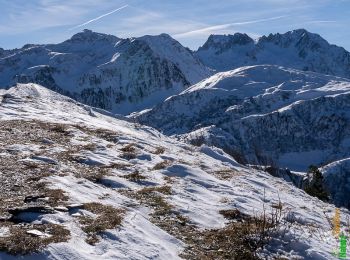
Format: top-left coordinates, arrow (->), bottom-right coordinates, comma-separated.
136,65 -> 350,173
0,29 -> 211,115
196,29 -> 350,78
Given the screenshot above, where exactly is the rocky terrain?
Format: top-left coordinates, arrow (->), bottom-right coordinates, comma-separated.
0,83 -> 347,259
0,30 -> 210,114
196,29 -> 350,78
1,28 -> 350,259
136,65 -> 350,209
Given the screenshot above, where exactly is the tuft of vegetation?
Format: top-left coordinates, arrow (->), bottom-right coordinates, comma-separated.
121,185 -> 173,217
122,170 -> 147,182
82,143 -> 97,151
213,168 -> 241,180
78,203 -> 124,245
0,223 -> 70,255
43,188 -> 70,207
120,143 -> 138,160
120,143 -> 136,153
187,130 -> 206,147
84,168 -> 109,183
101,163 -> 130,170
219,209 -> 250,221
138,185 -> 172,195
153,147 -> 165,155
152,160 -> 172,170
303,165 -> 329,202
50,124 -> 68,134
182,203 -> 286,260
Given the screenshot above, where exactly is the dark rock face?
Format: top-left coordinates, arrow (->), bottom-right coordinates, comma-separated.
199,33 -> 254,52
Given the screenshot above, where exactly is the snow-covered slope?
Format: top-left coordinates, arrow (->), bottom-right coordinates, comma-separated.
196,29 -> 350,78
0,30 -> 211,114
321,158 -> 350,208
0,83 -> 346,259
137,65 -> 350,171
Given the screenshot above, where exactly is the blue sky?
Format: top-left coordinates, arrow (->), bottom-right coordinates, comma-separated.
0,0 -> 349,50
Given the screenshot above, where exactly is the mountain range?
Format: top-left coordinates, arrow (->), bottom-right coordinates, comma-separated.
0,29 -> 210,114
1,28 -> 350,259
196,29 -> 350,77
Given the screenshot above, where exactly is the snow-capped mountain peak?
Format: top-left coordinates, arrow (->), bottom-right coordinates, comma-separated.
65,29 -> 120,44
196,29 -> 350,77
199,33 -> 254,51
0,30 -> 211,115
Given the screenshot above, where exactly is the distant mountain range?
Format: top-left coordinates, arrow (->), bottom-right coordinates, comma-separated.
2,29 -> 350,115
136,65 -> 350,170
1,28 -> 350,200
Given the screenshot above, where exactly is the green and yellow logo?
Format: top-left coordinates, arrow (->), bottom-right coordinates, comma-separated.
332,208 -> 347,259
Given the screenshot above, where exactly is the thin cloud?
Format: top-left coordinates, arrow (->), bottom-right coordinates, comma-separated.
69,5 -> 128,31
173,15 -> 288,38
305,20 -> 337,24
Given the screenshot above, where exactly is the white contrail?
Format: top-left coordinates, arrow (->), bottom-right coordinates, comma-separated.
305,20 -> 336,24
174,15 -> 288,38
69,5 -> 128,31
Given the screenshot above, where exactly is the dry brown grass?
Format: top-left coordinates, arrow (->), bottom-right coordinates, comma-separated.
120,143 -> 136,153
121,185 -> 173,217
152,147 -> 165,155
0,223 -> 70,255
74,125 -> 119,143
101,162 -> 130,170
82,143 -> 97,151
78,202 -> 125,245
181,205 -> 285,260
120,144 -> 138,160
219,209 -> 251,221
177,159 -> 191,166
213,168 -> 242,180
119,184 -> 285,259
138,185 -> 172,195
85,169 -> 109,183
0,120 -> 130,253
43,188 -> 69,207
152,160 -> 172,170
50,124 -> 68,134
163,175 -> 176,184
122,170 -> 147,182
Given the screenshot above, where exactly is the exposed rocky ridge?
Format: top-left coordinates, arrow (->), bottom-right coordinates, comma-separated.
136,65 -> 350,171
0,30 -> 211,114
196,29 -> 350,78
321,158 -> 350,208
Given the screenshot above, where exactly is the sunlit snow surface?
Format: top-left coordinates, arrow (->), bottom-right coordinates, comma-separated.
0,84 -> 348,259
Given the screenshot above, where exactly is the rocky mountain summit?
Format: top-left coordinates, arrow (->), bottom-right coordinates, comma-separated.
196,29 -> 350,78
0,30 -> 211,114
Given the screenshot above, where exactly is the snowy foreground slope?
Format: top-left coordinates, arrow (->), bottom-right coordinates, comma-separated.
0,30 -> 210,114
137,65 -> 350,172
0,83 -> 347,259
196,29 -> 350,78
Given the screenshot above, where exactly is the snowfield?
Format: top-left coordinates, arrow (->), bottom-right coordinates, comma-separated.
0,83 -> 348,259
137,65 -> 350,173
